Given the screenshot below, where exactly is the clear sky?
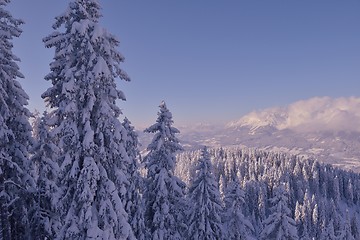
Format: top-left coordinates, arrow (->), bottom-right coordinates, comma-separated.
8,0 -> 360,128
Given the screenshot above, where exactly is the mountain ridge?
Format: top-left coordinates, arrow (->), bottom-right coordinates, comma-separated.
139,97 -> 360,172
227,96 -> 360,132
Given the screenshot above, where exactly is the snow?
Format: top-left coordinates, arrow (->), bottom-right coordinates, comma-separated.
62,79 -> 75,94
0,2 -> 37,237
71,19 -> 90,36
93,56 -> 111,78
135,97 -> 360,172
82,121 -> 94,149
91,23 -> 105,42
228,96 -> 360,132
4,0 -> 360,237
143,101 -> 187,239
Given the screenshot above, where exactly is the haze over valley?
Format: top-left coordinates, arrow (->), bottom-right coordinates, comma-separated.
141,97 -> 360,172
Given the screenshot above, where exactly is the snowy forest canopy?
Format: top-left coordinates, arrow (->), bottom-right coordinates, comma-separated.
1,0 -> 360,239
175,147 -> 360,239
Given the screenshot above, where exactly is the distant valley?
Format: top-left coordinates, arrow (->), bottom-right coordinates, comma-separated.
140,97 -> 360,172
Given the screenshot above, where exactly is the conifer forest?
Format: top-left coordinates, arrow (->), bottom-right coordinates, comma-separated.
0,0 -> 359,239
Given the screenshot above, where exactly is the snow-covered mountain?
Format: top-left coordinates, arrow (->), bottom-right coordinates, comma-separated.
228,96 -> 360,133
139,97 -> 360,172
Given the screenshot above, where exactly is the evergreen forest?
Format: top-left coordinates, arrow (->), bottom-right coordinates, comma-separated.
0,0 -> 359,239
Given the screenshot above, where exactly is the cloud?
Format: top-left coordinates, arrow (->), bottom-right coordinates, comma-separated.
230,96 -> 360,132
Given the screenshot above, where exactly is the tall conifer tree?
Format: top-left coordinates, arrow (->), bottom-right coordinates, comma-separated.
0,0 -> 35,239
42,0 -> 134,238
260,184 -> 298,240
187,147 -> 224,240
143,101 -> 187,240
29,112 -> 60,239
224,174 -> 254,239
122,117 -> 146,240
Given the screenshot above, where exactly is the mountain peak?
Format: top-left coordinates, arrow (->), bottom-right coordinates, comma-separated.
227,96 -> 360,133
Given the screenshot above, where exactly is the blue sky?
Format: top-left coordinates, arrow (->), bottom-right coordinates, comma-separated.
8,0 -> 360,128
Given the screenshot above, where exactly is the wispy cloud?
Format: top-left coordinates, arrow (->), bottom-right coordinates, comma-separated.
229,96 -> 360,132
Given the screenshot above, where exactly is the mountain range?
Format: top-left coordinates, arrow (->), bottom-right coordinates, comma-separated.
139,97 -> 360,172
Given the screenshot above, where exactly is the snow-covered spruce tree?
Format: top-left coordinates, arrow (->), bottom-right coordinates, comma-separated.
143,101 -> 187,240
260,184 -> 298,240
223,173 -> 254,239
42,0 -> 134,238
187,146 -> 224,240
29,112 -> 60,239
338,210 -> 356,240
0,1 -> 35,239
319,219 -> 336,240
122,117 -> 146,240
